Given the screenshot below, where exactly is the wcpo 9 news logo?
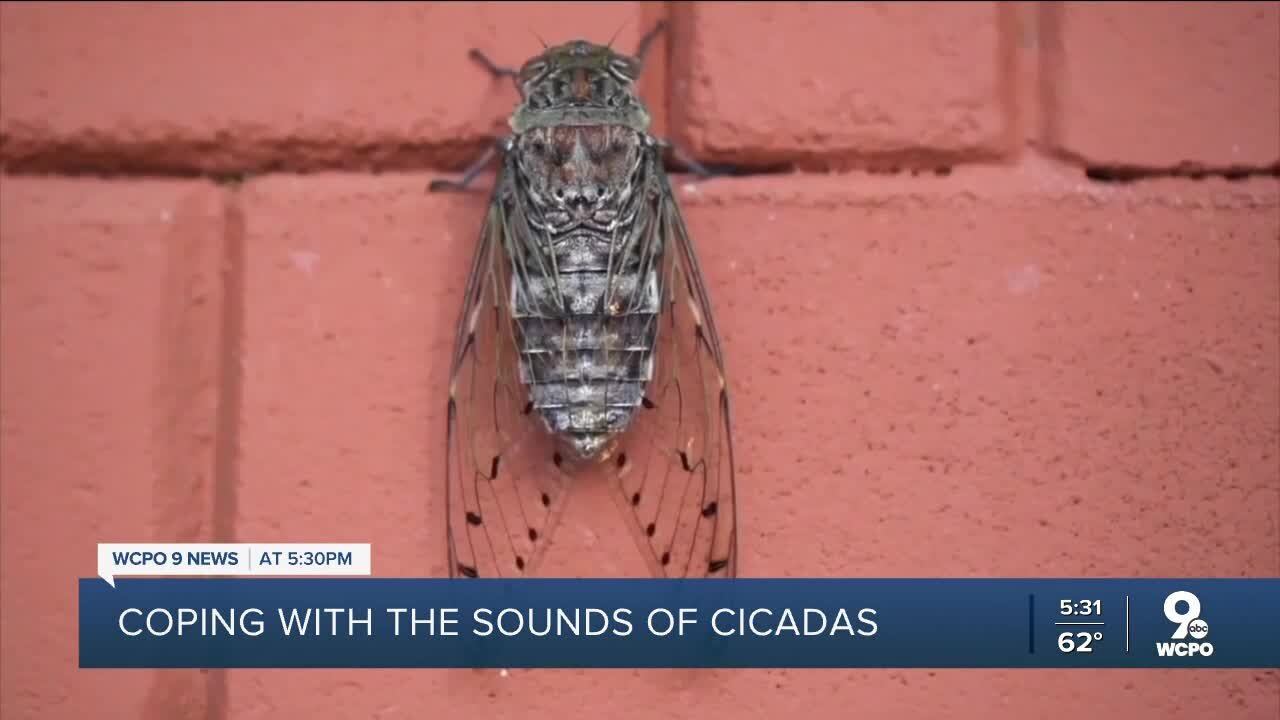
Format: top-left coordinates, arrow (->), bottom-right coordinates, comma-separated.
1157,590 -> 1212,658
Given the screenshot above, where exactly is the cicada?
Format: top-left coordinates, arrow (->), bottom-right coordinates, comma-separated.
429,21 -> 737,580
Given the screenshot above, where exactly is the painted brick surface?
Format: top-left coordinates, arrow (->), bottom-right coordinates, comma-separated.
1044,2 -> 1280,168
0,2 -> 658,173
668,2 -> 1010,169
215,168 -> 1279,718
228,173 -> 469,718
0,178 -> 227,720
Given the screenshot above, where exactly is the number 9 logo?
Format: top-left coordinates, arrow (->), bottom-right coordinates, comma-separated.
1163,590 -> 1201,639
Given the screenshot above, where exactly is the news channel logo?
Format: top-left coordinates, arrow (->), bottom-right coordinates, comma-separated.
1157,590 -> 1212,658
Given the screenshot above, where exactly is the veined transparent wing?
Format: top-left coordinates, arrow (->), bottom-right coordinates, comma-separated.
606,160 -> 739,579
444,172 -> 574,580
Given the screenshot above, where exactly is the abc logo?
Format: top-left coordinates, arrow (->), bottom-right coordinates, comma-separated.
1156,590 -> 1213,657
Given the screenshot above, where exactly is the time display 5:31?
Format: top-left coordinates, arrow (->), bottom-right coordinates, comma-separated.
1059,600 -> 1102,616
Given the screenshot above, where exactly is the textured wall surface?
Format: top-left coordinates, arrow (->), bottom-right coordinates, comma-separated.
2,3 -> 1278,720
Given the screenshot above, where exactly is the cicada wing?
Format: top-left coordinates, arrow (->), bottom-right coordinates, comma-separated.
607,162 -> 739,580
445,176 -> 575,580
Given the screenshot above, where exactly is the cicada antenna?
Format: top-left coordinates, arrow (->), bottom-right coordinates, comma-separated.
606,18 -> 630,50
634,19 -> 667,69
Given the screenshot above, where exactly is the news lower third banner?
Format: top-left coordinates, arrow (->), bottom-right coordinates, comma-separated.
80,576 -> 1278,669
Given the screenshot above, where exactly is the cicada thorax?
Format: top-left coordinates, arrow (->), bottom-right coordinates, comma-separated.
505,122 -> 663,462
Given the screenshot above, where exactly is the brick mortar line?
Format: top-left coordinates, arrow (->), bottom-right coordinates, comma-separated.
135,183 -> 243,720
1039,144 -> 1280,183
212,189 -> 244,550
1,142 -> 1275,184
2,154 -> 1276,194
195,187 -> 243,720
0,139 -> 983,178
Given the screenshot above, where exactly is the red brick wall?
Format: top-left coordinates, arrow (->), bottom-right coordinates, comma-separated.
1,3 -> 1277,719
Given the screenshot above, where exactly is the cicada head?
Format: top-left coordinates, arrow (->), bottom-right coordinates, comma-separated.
508,39 -> 651,134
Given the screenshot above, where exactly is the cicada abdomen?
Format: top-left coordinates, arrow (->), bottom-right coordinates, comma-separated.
431,21 -> 738,581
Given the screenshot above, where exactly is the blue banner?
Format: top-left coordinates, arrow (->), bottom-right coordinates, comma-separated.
79,578 -> 1279,669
